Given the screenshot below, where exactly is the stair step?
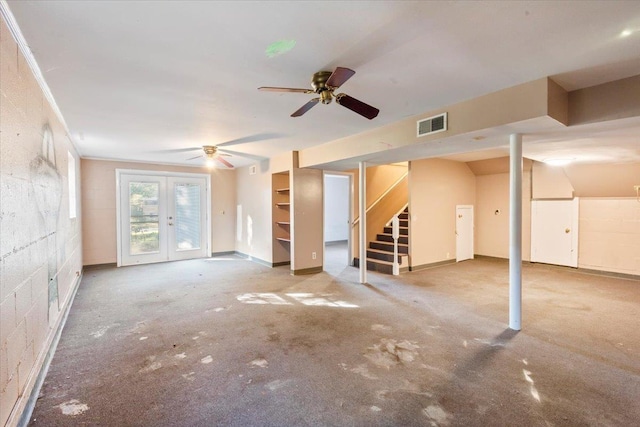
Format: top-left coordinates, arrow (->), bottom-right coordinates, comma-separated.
383,226 -> 409,235
398,213 -> 409,220
367,248 -> 408,263
354,257 -> 410,274
376,233 -> 409,244
370,241 -> 409,254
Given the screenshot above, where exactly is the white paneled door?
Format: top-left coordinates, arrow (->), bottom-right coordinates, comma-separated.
531,199 -> 579,268
456,205 -> 474,262
119,172 -> 208,266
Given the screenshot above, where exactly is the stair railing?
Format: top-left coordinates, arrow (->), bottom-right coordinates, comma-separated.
391,215 -> 400,276
352,172 -> 408,226
386,203 -> 409,227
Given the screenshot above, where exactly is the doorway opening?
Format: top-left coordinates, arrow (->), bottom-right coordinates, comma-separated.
323,172 -> 352,272
116,170 -> 211,266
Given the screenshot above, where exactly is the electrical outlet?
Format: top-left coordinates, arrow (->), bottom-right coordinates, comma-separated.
312,252 -> 317,260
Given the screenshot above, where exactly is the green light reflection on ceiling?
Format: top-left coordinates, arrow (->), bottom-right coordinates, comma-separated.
265,40 -> 296,58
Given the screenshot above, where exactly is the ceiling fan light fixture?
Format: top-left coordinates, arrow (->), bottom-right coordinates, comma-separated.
205,157 -> 216,168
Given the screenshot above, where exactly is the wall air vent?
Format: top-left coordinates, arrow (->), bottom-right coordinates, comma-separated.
417,112 -> 447,137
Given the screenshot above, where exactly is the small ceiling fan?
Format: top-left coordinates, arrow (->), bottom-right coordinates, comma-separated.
259,67 -> 380,120
157,133 -> 276,169
186,145 -> 234,168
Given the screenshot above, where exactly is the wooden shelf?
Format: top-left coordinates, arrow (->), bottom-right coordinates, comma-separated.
275,188 -> 290,193
276,237 -> 291,243
276,221 -> 290,226
275,202 -> 290,207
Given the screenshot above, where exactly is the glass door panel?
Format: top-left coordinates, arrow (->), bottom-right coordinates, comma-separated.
174,183 -> 201,250
120,174 -> 167,266
129,182 -> 160,254
168,176 -> 207,261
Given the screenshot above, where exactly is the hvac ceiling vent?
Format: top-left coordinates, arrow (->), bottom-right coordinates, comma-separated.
417,112 -> 447,137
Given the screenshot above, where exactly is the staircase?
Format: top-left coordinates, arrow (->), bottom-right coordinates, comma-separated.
354,208 -> 410,274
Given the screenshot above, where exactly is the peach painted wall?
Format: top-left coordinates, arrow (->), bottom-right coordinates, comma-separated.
81,159 -> 236,265
531,161 -> 574,199
579,198 -> 640,276
1,17 -> 82,426
235,152 -> 295,265
408,159 -> 476,267
475,172 -> 532,261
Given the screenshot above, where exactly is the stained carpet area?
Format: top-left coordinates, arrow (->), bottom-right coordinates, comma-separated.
30,248 -> 639,426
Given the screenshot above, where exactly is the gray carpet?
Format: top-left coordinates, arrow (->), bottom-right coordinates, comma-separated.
30,247 -> 640,426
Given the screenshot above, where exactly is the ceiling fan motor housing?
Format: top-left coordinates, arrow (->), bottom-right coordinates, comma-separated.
203,145 -> 218,157
312,71 -> 334,104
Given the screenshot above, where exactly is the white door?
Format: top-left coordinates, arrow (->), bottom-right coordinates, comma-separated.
119,173 -> 208,266
456,205 -> 474,262
531,199 -> 579,267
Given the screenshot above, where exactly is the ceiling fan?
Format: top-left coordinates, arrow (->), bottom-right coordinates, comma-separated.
157,133 -> 276,169
258,67 -> 380,120
186,145 -> 234,168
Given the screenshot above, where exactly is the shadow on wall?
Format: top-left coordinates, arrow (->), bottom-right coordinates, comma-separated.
29,123 -> 62,324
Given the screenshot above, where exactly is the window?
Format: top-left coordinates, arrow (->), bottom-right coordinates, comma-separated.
68,151 -> 77,219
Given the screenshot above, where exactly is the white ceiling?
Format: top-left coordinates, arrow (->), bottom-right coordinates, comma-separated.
6,1 -> 640,169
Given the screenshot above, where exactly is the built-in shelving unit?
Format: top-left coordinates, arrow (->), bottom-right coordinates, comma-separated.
272,172 -> 291,264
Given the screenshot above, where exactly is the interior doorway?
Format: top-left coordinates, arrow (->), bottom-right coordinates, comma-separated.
117,170 -> 211,266
531,199 -> 579,267
323,173 -> 352,271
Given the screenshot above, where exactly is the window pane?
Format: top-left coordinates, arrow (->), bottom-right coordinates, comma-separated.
129,182 -> 160,254
175,184 -> 201,250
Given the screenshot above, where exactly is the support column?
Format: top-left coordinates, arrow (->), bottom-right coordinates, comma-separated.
359,161 -> 367,284
509,133 -> 523,331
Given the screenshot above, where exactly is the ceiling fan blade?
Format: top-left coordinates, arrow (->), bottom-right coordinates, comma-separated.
152,147 -> 200,154
326,67 -> 355,89
186,154 -> 203,161
216,156 -> 234,168
335,93 -> 379,120
218,148 -> 266,161
291,98 -> 320,117
258,87 -> 313,94
217,132 -> 283,147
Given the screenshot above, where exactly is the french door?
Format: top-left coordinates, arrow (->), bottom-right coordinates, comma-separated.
118,172 -> 209,266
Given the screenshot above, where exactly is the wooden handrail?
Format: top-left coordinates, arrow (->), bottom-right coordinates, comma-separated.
352,172 -> 408,226
386,203 -> 409,226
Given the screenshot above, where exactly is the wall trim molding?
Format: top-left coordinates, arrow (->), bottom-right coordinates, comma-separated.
292,266 -> 323,275
211,251 -> 236,257
409,259 -> 456,272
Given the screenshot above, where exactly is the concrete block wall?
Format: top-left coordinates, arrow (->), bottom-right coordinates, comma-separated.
1,17 -> 82,426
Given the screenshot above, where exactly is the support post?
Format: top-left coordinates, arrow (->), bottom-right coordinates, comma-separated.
509,133 -> 523,331
359,161 -> 367,284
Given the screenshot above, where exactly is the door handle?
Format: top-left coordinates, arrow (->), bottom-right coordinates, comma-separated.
169,222 -> 174,226
565,228 -> 570,233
